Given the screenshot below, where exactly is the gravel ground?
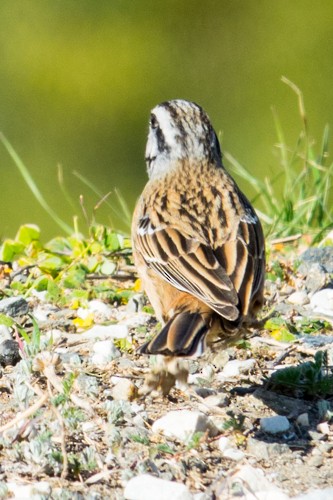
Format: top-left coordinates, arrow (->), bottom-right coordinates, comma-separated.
0,244 -> 333,499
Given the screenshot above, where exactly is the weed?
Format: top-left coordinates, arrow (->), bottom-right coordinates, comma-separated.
226,78 -> 333,242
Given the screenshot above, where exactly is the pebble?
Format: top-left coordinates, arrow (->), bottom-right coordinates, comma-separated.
0,324 -> 12,342
126,294 -> 145,313
298,262 -> 327,294
84,324 -> 129,340
317,422 -> 330,435
296,413 -> 310,427
222,447 -> 245,461
6,481 -> 51,499
215,465 -> 289,500
300,246 -> 333,273
152,410 -> 218,441
0,296 -> 29,317
307,455 -> 324,468
260,415 -> 290,434
287,291 -> 309,305
310,289 -> 333,317
202,393 -> 229,408
91,340 -> 121,365
216,438 -> 245,461
87,299 -> 114,319
247,437 -> 290,460
124,474 -> 193,500
293,488 -> 333,500
217,358 -> 256,379
110,377 -> 138,401
0,339 -> 20,367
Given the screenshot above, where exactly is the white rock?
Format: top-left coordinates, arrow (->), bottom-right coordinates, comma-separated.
225,465 -> 289,499
218,436 -> 231,452
110,377 -> 137,401
310,289 -> 333,317
260,415 -> 290,434
217,359 -> 256,379
87,299 -> 114,318
91,340 -> 120,365
124,474 -> 193,500
293,488 -> 333,500
317,422 -> 330,435
152,410 -> 218,441
287,290 -> 309,305
7,481 -> 51,499
203,394 -> 229,408
218,437 -> 244,461
0,324 -> 12,342
33,304 -> 57,322
84,324 -> 129,340
222,448 -> 245,461
296,413 -> 310,427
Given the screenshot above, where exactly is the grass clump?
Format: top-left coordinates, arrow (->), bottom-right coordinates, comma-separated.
226,78 -> 333,243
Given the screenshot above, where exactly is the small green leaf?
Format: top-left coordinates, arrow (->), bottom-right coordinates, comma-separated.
63,267 -> 86,288
45,236 -> 73,255
0,313 -> 15,327
38,254 -> 65,273
16,224 -> 40,246
0,239 -> 25,261
264,317 -> 286,330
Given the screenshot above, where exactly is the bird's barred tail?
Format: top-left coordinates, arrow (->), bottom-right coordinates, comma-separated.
138,312 -> 209,357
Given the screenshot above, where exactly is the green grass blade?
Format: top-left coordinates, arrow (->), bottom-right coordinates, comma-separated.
0,133 -> 73,235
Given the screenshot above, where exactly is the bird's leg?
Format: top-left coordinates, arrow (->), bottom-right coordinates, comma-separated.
139,355 -> 189,396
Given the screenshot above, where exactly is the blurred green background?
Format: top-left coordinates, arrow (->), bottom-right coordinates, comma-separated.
1,0 -> 333,240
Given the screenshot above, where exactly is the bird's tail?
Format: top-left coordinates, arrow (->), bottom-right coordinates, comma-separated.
138,312 -> 209,357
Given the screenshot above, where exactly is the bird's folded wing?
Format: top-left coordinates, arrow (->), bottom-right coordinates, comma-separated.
135,223 -> 242,320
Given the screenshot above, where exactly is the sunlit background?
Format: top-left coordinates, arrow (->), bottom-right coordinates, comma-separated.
1,0 -> 333,240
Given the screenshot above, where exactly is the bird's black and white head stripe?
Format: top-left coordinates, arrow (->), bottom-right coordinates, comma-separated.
145,100 -> 222,179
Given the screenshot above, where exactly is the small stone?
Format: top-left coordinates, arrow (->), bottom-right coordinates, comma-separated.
300,246 -> 333,273
0,339 -> 20,367
87,299 -> 114,319
194,387 -> 216,398
217,359 -> 256,379
110,377 -> 138,401
91,340 -> 120,365
7,481 -> 51,499
203,393 -> 229,408
317,422 -> 330,435
152,410 -> 218,441
247,437 -> 290,460
260,415 -> 290,434
0,296 -> 29,317
307,455 -> 324,468
294,487 -> 333,500
310,289 -> 333,317
296,413 -> 310,427
124,474 -> 193,500
222,448 -> 245,461
287,291 -> 309,305
215,465 -> 289,500
298,262 -> 327,293
218,436 -> 231,452
85,324 -> 129,340
0,324 -> 12,342
126,294 -> 145,313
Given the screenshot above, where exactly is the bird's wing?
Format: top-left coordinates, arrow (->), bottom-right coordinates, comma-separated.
134,206 -> 264,321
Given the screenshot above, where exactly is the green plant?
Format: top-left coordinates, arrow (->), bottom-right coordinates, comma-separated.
266,350 -> 333,398
226,78 -> 333,242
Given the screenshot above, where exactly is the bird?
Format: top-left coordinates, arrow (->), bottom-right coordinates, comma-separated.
132,99 -> 265,366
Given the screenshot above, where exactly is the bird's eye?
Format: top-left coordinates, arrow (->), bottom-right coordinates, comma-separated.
150,114 -> 158,129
